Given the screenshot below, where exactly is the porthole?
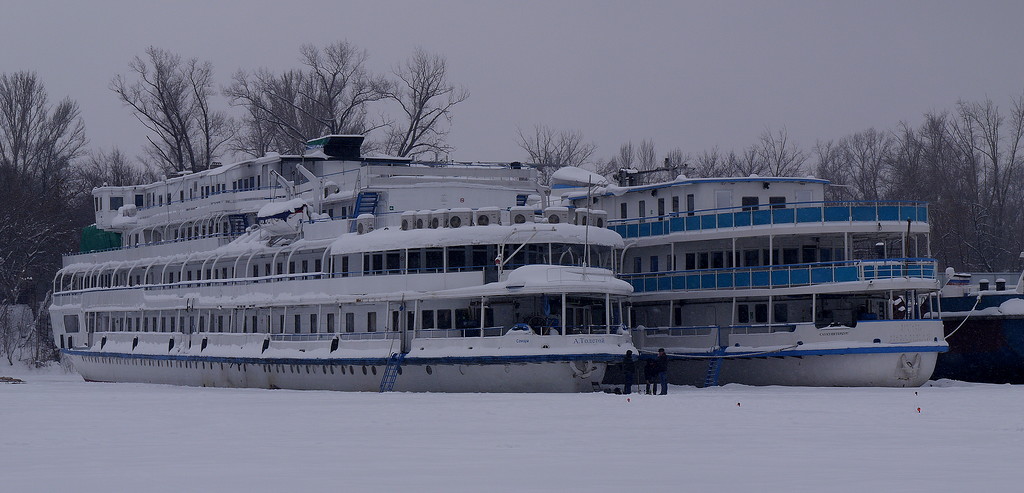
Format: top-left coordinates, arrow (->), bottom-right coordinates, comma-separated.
397,367 -> 403,375
329,365 -> 334,374
349,365 -> 355,374
362,365 -> 367,375
341,365 -> 347,375
426,365 -> 433,375
371,366 -> 377,375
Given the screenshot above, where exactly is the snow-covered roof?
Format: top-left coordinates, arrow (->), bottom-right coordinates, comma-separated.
442,265 -> 633,297
329,223 -> 624,255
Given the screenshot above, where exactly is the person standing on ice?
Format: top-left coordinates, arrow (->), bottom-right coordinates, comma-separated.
655,348 -> 669,395
621,350 -> 636,394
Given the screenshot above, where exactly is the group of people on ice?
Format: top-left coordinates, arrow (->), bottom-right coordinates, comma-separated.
620,348 -> 668,395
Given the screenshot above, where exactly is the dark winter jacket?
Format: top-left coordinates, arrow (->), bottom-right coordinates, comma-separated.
621,354 -> 636,374
654,353 -> 668,373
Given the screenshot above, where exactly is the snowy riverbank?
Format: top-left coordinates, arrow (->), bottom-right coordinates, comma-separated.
2,366 -> 1022,492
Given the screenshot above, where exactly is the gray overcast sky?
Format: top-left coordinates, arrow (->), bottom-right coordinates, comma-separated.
3,0 -> 1024,165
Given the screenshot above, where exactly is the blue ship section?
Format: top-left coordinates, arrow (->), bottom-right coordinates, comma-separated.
935,294 -> 1024,383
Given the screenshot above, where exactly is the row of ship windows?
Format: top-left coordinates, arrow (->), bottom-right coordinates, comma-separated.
62,244 -> 614,291
75,356 -> 450,377
630,247 -> 847,274
617,195 -> 793,219
82,308 -> 486,334
96,177 -> 266,213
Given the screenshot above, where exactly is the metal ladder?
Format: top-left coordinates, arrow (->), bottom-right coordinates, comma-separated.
349,192 -> 380,233
702,348 -> 726,388
227,214 -> 249,235
378,352 -> 406,392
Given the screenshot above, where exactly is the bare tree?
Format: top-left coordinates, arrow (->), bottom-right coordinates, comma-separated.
755,127 -> 807,176
0,72 -> 85,364
384,48 -> 469,158
515,125 -> 597,184
78,147 -> 154,189
692,147 -> 728,178
112,47 -> 234,174
227,41 -> 390,156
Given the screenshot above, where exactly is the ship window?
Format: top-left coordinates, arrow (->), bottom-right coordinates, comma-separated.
743,250 -> 759,267
686,194 -> 695,216
657,198 -> 665,216
741,197 -> 759,211
135,194 -> 144,207
310,314 -> 317,333
638,200 -> 646,218
737,305 -> 749,324
712,252 -> 724,269
252,265 -> 259,277
198,317 -> 204,331
620,203 -> 628,219
327,313 -> 335,333
634,257 -> 642,273
276,263 -> 282,275
218,316 -> 224,332
221,267 -> 227,279
769,196 -> 786,209
802,246 -> 817,263
698,253 -> 709,269
341,256 -> 350,277
265,264 -> 271,276
386,252 -> 401,273
367,312 -> 376,332
278,315 -> 284,333
437,310 -> 452,330
783,248 -> 799,265
774,303 -> 788,323
110,196 -> 124,211
302,260 -> 308,273
671,196 -> 679,213
650,256 -> 659,272
685,253 -> 696,270
345,313 -> 355,332
425,248 -> 443,273
289,261 -> 295,274
422,310 -> 435,329
447,247 -> 467,272
392,311 -> 400,332
820,248 -> 832,262
294,314 -> 301,333
315,259 -> 322,273
754,304 -> 768,323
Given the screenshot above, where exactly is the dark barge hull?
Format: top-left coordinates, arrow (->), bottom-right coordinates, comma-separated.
935,295 -> 1024,383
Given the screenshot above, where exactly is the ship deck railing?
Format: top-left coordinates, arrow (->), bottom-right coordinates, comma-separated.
416,325 -> 616,338
622,258 -> 936,293
607,200 -> 928,239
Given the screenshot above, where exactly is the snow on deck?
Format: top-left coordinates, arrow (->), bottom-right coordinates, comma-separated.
3,365 -> 1022,492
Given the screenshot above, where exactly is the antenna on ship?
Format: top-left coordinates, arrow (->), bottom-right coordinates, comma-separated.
584,174 -> 592,268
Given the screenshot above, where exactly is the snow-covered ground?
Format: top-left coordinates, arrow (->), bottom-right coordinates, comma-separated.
2,365 -> 1022,492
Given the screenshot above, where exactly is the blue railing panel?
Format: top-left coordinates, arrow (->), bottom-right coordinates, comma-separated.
639,223 -> 651,237
835,266 -> 858,282
771,270 -> 789,286
752,271 -> 770,286
701,214 -> 716,230
657,276 -> 671,291
670,217 -> 684,233
918,207 -> 928,222
734,211 -> 751,227
735,272 -> 750,287
878,206 -> 899,221
717,272 -> 733,288
626,224 -> 639,237
752,210 -> 771,225
790,268 -> 810,285
686,216 -> 700,231
686,275 -> 700,290
701,273 -> 716,289
772,208 -> 794,224
824,206 -> 849,221
717,213 -> 733,228
851,206 -> 875,221
811,267 -> 833,283
796,207 -> 821,223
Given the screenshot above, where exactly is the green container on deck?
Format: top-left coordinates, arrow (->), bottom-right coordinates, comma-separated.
79,225 -> 121,253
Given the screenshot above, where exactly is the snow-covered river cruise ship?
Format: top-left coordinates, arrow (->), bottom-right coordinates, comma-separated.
557,169 -> 947,387
50,136 -> 635,392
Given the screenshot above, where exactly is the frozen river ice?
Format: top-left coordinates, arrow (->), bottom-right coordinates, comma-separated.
2,366 -> 1022,492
